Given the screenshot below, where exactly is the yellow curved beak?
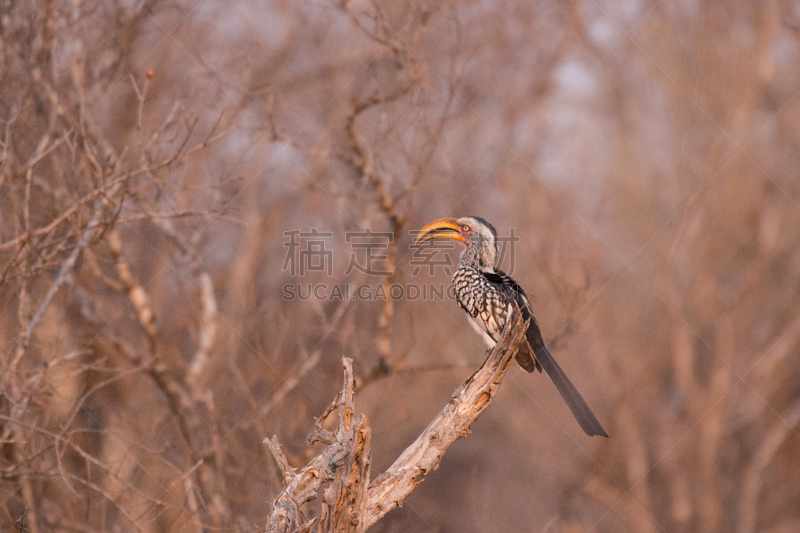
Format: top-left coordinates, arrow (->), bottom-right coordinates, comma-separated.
415,217 -> 464,245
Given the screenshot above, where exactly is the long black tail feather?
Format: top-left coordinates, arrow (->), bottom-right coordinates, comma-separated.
528,334 -> 608,438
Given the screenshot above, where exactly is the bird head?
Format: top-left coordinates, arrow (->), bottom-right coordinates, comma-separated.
415,216 -> 499,271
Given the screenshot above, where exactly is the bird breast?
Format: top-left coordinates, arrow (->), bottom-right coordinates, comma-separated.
453,265 -> 509,342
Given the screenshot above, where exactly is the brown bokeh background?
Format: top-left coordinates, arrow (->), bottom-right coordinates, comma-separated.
2,1 -> 800,532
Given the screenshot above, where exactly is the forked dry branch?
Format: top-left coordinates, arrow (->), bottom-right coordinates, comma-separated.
265,307 -> 528,532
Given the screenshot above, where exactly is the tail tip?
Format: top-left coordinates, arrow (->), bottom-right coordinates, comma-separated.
586,424 -> 609,438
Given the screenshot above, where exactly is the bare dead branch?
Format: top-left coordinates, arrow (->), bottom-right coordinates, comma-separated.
265,309 -> 528,532
265,357 -> 360,533
320,413 -> 372,533
362,309 -> 528,529
266,436 -> 297,484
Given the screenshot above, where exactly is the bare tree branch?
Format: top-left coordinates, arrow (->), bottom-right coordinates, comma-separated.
265,308 -> 528,532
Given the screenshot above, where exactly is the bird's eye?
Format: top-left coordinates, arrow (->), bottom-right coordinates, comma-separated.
462,225 -> 469,231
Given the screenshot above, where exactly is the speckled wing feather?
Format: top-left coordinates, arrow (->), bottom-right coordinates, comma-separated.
484,269 -> 608,438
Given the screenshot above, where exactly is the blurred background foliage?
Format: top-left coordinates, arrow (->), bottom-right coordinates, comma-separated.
1,0 -> 800,531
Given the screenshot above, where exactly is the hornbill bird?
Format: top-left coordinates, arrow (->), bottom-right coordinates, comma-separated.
415,216 -> 608,438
